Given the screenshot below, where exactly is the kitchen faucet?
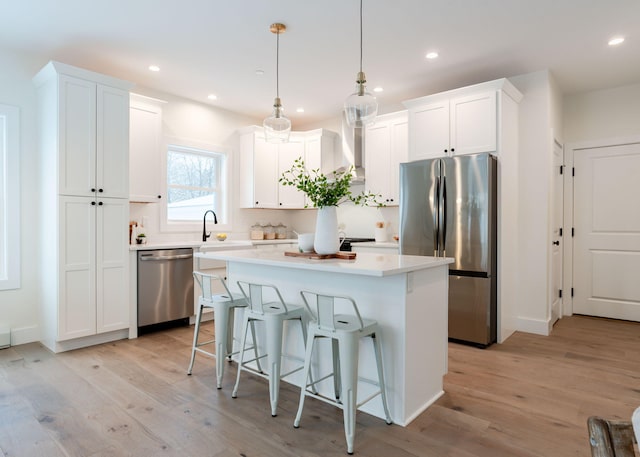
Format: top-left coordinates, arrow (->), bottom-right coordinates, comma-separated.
202,210 -> 218,242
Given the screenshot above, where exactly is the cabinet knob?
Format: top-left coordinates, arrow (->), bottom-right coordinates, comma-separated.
157,195 -> 162,199
98,188 -> 104,193
91,188 -> 96,192
98,201 -> 103,206
91,201 -> 96,206
553,240 -> 560,246
279,202 -> 283,206
444,149 -> 448,153
451,148 -> 455,152
255,201 -> 259,205
390,198 -> 394,202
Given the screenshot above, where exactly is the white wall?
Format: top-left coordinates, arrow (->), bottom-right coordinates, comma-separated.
509,70 -> 559,334
564,82 -> 640,143
0,49 -> 44,344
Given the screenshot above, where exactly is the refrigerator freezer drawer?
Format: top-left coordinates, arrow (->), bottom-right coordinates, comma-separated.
448,275 -> 496,346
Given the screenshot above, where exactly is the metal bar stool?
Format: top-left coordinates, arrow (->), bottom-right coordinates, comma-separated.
188,271 -> 260,389
232,281 -> 310,417
294,291 -> 392,455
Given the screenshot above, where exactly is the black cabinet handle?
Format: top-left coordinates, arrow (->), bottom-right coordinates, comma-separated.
98,188 -> 103,193
91,188 -> 96,192
390,198 -> 394,202
444,149 -> 448,153
98,201 -> 103,206
157,195 -> 162,199
279,202 -> 283,206
255,201 -> 259,205
451,148 -> 455,152
553,240 -> 560,246
91,201 -> 96,206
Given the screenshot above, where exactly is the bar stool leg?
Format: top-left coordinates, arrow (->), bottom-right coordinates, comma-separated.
294,329 -> 316,428
265,318 -> 284,417
371,332 -> 392,424
213,303 -> 229,389
332,338 -> 341,401
231,315 -> 251,399
187,304 -> 204,375
249,320 -> 262,373
338,334 -> 360,455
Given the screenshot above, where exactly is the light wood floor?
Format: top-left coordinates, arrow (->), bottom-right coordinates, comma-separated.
1,315 -> 639,456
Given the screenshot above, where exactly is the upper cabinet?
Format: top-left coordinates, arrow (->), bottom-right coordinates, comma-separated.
129,94 -> 166,202
239,126 -> 337,209
403,79 -> 522,161
34,63 -> 131,198
364,111 -> 408,205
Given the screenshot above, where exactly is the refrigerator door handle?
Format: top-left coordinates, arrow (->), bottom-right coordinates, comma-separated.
434,176 -> 440,255
441,176 -> 447,255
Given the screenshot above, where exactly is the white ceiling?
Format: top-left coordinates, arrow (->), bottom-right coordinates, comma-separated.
2,0 -> 640,126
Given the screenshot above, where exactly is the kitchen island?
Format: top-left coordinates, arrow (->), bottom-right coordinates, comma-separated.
196,249 -> 453,426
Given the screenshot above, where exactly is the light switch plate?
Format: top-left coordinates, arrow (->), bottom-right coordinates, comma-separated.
0,324 -> 10,349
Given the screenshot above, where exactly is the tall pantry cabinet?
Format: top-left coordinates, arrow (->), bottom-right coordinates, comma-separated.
34,61 -> 134,353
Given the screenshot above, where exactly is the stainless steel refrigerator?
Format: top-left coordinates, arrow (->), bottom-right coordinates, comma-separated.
399,153 -> 497,346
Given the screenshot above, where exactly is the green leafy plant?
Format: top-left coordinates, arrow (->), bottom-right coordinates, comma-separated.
279,157 -> 383,208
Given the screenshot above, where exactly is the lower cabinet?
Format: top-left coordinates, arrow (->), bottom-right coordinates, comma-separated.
42,196 -> 129,351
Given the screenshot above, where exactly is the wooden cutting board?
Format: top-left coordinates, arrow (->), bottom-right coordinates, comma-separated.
284,251 -> 357,260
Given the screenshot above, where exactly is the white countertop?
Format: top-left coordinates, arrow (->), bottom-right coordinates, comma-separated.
355,241 -> 400,249
195,249 -> 452,277
129,238 -> 297,251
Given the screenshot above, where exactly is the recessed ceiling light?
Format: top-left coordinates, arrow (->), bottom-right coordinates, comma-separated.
255,69 -> 265,76
296,108 -> 305,113
426,52 -> 439,59
148,65 -> 160,72
373,87 -> 384,93
207,94 -> 218,100
608,36 -> 625,46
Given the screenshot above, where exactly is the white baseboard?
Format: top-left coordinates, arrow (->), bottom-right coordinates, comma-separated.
516,316 -> 551,336
10,325 -> 40,346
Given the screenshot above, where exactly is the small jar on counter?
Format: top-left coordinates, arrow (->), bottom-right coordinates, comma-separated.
250,222 -> 264,240
275,223 -> 287,239
263,223 -> 276,240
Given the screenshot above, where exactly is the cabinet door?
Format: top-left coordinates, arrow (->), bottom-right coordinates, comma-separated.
97,85 -> 130,198
365,121 -> 391,202
96,197 -> 129,333
129,100 -> 162,202
450,91 -> 496,156
388,117 -> 408,205
278,137 -> 305,208
409,101 -> 449,161
303,136 -> 323,208
58,76 -> 96,197
253,135 -> 279,208
59,196 -> 96,340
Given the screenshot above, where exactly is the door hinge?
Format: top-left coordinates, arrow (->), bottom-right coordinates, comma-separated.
559,289 -> 563,298
571,288 -> 574,297
559,165 -> 564,175
559,228 -> 563,237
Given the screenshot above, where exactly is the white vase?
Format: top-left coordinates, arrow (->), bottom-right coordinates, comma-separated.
314,206 -> 340,255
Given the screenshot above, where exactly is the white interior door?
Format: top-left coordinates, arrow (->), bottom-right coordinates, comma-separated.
550,139 -> 563,324
573,141 -> 640,321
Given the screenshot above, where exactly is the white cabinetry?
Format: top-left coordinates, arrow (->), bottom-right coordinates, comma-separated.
34,61 -> 134,352
404,80 -> 520,161
129,93 -> 166,202
364,111 -> 408,205
239,126 -> 336,209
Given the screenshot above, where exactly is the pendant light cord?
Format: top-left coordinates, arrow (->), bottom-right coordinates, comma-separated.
359,0 -> 363,73
276,29 -> 280,99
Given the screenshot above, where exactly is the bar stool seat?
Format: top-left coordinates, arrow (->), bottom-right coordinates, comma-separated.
232,281 -> 311,417
294,291 -> 392,455
188,271 -> 259,390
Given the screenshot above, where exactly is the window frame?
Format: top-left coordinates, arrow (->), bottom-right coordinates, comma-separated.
160,136 -> 231,234
0,103 -> 20,290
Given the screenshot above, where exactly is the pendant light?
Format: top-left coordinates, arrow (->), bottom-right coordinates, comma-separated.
263,22 -> 291,143
344,0 -> 377,128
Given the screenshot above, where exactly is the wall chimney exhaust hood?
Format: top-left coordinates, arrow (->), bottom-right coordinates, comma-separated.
339,111 -> 365,183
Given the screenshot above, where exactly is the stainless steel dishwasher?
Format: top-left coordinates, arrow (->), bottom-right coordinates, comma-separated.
137,248 -> 194,333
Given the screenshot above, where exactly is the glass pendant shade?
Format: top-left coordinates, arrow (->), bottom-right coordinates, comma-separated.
264,97 -> 291,143
344,72 -> 377,128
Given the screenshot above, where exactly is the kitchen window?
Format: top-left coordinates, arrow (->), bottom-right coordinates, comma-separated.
0,104 -> 20,290
161,140 -> 229,232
